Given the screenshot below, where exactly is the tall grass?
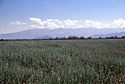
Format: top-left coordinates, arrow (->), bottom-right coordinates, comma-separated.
0,39 -> 125,84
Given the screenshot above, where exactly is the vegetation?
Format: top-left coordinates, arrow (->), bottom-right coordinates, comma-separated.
0,39 -> 125,84
1,35 -> 125,41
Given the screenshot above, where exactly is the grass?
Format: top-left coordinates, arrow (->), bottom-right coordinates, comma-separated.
0,39 -> 125,84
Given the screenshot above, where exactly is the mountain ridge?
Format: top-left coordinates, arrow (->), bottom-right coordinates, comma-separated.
0,28 -> 125,39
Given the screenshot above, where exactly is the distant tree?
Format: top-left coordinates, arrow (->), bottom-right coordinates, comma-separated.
98,37 -> 102,39
79,36 -> 85,39
60,37 -> 66,40
121,36 -> 125,39
49,38 -> 52,40
67,36 -> 79,39
111,36 -> 115,39
106,37 -> 110,39
55,37 -> 59,40
72,36 -> 78,39
0,39 -> 4,41
105,36 -> 120,39
114,36 -> 118,39
87,37 -> 92,39
67,36 -> 72,39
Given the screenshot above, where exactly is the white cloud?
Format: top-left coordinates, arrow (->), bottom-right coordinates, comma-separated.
112,18 -> 125,28
84,20 -> 105,28
29,18 -> 83,29
11,18 -> 125,29
11,21 -> 26,25
29,18 -> 65,29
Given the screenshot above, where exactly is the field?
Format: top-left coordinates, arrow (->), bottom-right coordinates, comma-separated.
0,39 -> 125,84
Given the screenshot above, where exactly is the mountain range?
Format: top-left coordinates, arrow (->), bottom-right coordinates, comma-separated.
0,28 -> 125,39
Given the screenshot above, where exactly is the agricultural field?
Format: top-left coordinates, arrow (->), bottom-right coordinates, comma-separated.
0,39 -> 125,84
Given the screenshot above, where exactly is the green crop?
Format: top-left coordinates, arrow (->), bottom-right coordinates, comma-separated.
0,39 -> 125,84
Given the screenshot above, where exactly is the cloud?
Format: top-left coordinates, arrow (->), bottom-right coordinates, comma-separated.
29,18 -> 64,29
112,18 -> 125,28
11,18 -> 125,29
84,20 -> 105,28
11,21 -> 26,25
29,18 -> 84,29
29,18 -> 125,29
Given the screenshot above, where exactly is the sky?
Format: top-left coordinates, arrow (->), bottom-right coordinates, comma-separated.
0,0 -> 125,34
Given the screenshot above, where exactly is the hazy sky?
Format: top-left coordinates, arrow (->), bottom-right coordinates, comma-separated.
0,0 -> 125,34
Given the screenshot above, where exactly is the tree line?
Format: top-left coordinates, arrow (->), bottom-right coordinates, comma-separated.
0,36 -> 125,41
49,36 -> 125,40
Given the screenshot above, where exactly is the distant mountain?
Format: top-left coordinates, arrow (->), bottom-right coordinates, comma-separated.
0,28 -> 125,39
92,32 -> 125,38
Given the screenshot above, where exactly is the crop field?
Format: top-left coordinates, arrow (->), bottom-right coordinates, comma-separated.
0,39 -> 125,84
